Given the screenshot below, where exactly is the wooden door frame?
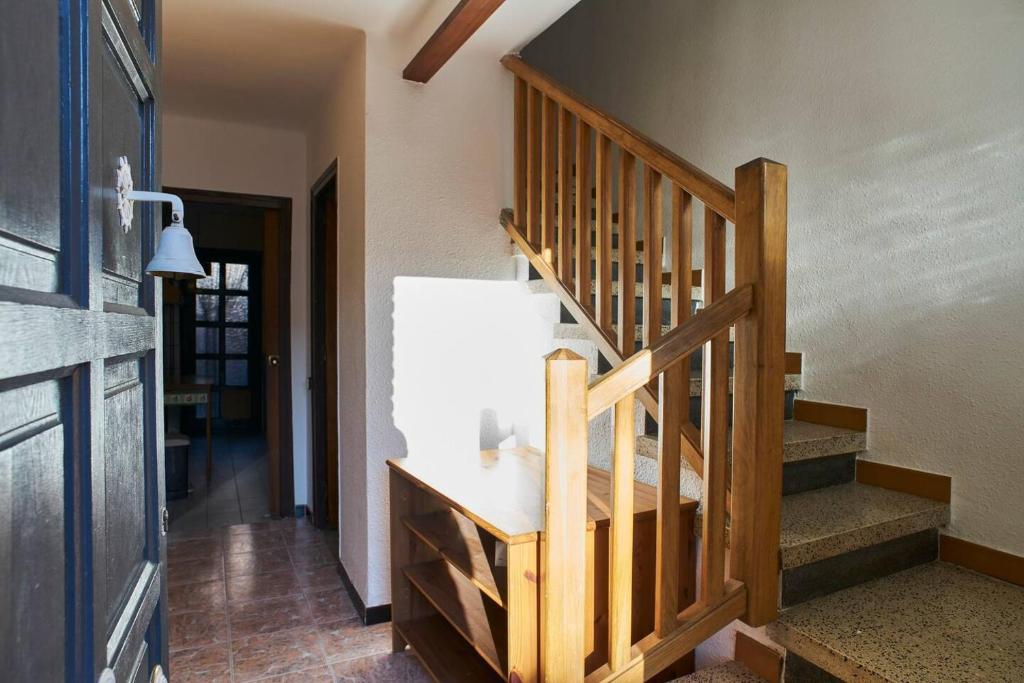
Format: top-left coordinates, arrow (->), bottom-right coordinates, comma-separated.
310,161 -> 339,529
163,186 -> 295,516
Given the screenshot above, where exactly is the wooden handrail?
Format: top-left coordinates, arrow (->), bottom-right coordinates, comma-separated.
586,286 -> 753,420
502,55 -> 737,221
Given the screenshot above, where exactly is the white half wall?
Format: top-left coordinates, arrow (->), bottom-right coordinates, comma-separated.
522,0 -> 1024,557
162,113 -> 311,509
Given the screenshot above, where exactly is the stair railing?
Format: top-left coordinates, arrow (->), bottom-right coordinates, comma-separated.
501,55 -> 787,681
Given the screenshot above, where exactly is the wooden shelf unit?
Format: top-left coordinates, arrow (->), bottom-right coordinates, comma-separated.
388,448 -> 698,683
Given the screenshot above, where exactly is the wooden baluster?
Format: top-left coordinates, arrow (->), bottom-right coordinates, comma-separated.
670,187 -> 693,328
526,87 -> 540,248
618,152 -> 637,355
655,362 -> 685,636
732,158 -> 787,626
575,122 -> 592,311
513,77 -> 527,231
542,349 -> 589,680
558,107 -> 574,288
541,95 -> 557,265
608,393 -> 635,671
643,167 -> 664,348
701,208 -> 728,602
595,134 -> 613,333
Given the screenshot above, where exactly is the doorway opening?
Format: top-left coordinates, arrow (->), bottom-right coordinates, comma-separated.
162,188 -> 294,530
310,161 -> 339,529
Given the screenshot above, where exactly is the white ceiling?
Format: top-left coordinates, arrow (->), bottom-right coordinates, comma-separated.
162,0 -> 581,129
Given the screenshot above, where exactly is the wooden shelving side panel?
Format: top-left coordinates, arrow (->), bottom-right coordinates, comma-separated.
404,509 -> 508,606
397,614 -> 505,683
404,560 -> 510,678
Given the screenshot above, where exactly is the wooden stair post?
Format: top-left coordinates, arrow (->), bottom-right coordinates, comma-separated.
543,349 -> 589,681
730,158 -> 787,626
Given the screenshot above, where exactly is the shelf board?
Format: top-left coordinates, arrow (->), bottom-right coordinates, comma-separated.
396,614 -> 504,683
404,560 -> 509,678
404,510 -> 508,607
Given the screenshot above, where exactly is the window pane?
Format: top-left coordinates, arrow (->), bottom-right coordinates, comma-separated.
226,263 -> 249,291
225,295 -> 248,322
195,327 -> 219,354
197,262 -> 220,290
196,294 -> 219,321
225,327 -> 248,354
225,360 -> 248,387
195,359 -> 218,383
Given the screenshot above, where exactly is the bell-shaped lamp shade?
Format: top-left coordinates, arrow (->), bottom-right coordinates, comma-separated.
146,222 -> 206,280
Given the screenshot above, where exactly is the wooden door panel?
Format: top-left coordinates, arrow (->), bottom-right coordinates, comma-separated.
0,0 -> 62,292
0,379 -> 67,682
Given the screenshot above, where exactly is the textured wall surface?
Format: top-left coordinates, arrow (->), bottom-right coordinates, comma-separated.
162,113 -> 312,507
523,0 -> 1024,557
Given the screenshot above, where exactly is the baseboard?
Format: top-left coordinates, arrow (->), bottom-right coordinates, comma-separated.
336,559 -> 392,626
940,534 -> 1024,587
735,631 -> 783,683
856,460 -> 951,503
792,399 -> 867,431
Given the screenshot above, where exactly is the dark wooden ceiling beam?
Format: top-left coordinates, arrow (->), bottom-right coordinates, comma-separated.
403,0 -> 506,83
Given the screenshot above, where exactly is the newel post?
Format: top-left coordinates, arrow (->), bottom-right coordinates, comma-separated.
731,158 -> 787,626
542,349 -> 589,681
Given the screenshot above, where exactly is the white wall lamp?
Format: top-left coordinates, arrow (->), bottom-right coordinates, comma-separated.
116,156 -> 206,280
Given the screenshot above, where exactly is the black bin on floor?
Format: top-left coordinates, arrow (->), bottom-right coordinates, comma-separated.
165,432 -> 191,500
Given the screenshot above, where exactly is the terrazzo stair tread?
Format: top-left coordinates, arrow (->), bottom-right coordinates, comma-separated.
669,660 -> 767,682
767,562 -> 1024,683
637,420 -> 865,468
779,482 -> 949,570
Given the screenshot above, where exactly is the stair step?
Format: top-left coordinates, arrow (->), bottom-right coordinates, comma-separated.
670,661 -> 767,682
768,562 -> 1024,682
779,482 -> 949,570
637,420 -> 864,467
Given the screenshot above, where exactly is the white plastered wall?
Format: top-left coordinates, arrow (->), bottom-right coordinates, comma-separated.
162,113 -> 311,509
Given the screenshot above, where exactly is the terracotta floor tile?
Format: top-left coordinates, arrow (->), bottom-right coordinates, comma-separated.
288,543 -> 336,570
229,594 -> 312,639
169,578 -> 227,613
231,627 -> 325,682
227,569 -> 303,604
167,536 -> 224,562
225,547 -> 295,577
319,619 -> 393,664
251,665 -> 335,682
169,610 -> 229,652
226,521 -> 280,535
223,530 -> 286,554
168,555 -> 225,587
168,643 -> 232,683
332,651 -> 431,682
295,564 -> 345,593
280,526 -> 328,548
306,587 -> 359,624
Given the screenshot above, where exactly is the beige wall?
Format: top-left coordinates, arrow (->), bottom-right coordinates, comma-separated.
162,113 -> 311,507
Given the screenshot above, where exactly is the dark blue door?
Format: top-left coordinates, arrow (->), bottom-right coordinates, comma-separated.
0,0 -> 167,680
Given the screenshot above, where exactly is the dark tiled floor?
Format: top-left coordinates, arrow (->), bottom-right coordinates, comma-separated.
167,518 -> 430,682
168,433 -> 275,531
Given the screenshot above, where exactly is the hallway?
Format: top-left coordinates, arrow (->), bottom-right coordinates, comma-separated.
167,518 -> 429,681
168,434 -> 274,531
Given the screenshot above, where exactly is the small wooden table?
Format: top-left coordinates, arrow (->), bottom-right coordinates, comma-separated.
165,380 -> 214,481
388,447 -> 697,682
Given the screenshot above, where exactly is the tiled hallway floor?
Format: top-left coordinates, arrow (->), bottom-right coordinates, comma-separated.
168,433 -> 275,531
168,517 -> 430,681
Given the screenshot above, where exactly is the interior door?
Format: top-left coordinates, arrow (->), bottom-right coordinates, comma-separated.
0,1 -> 167,681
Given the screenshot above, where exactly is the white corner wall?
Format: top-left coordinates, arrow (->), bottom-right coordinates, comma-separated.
162,113 -> 311,508
522,0 -> 1024,557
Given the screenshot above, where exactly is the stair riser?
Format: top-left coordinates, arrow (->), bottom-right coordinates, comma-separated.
782,453 -> 856,496
783,652 -> 843,682
781,528 -> 938,609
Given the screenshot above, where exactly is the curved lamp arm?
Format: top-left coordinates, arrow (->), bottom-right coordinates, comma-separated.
125,190 -> 185,224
